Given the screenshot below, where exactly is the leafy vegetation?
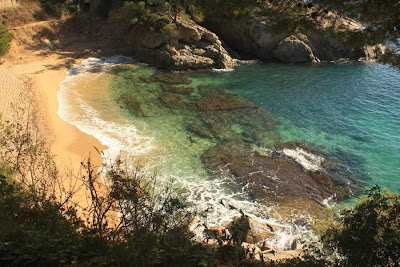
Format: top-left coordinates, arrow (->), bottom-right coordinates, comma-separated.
189,0 -> 259,19
322,186 -> 400,266
0,25 -> 13,56
1,105 -> 400,265
40,0 -> 80,18
313,0 -> 400,67
115,1 -> 171,31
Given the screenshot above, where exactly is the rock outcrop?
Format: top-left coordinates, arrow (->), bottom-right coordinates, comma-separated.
272,35 -> 319,63
202,140 -> 360,216
126,19 -> 236,70
203,10 -> 377,63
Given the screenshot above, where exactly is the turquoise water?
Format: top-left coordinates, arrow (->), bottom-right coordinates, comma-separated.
59,58 -> 400,248
188,62 -> 400,193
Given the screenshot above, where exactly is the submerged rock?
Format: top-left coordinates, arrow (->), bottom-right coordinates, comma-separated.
188,123 -> 215,139
119,93 -> 150,117
202,140 -> 359,216
197,90 -> 257,111
159,92 -> 186,109
161,84 -> 195,94
152,73 -> 191,84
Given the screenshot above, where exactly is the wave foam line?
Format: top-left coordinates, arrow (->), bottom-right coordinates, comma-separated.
57,56 -> 154,162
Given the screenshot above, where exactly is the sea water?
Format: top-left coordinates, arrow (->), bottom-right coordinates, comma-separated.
58,57 -> 400,249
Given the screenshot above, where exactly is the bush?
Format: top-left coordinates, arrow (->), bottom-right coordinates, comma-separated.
0,108 -> 199,265
40,0 -> 79,18
323,186 -> 400,266
0,25 -> 13,56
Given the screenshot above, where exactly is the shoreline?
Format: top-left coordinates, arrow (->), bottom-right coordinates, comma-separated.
0,53 -> 106,173
35,58 -> 107,171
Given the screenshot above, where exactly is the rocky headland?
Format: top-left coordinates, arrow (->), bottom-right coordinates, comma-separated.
26,4 -> 380,71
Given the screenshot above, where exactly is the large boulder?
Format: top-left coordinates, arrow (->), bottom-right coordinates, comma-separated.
127,19 -> 236,70
272,35 -> 319,63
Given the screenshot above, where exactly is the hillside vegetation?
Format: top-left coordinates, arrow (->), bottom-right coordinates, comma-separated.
0,25 -> 13,56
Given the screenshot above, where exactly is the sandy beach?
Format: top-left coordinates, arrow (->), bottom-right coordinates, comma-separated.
0,52 -> 106,173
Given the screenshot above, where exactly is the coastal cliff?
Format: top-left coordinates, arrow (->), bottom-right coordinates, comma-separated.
202,11 -> 377,63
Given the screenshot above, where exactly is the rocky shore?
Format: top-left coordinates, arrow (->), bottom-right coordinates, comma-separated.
42,6 -> 379,71
202,9 -> 377,64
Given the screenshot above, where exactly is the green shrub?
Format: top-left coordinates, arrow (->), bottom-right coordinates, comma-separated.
0,25 -> 13,56
323,186 -> 400,266
40,0 -> 79,18
117,1 -> 174,31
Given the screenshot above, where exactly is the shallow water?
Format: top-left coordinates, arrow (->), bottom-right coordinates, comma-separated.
58,57 -> 400,249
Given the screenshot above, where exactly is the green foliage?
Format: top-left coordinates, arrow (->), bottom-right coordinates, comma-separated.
118,1 -> 171,31
322,186 -> 400,266
190,0 -> 259,19
0,25 -> 13,56
2,108 -> 400,265
0,175 -> 103,265
40,0 -> 79,18
0,109 -> 201,266
0,156 -> 199,266
315,0 -> 399,44
313,0 -> 400,67
260,1 -> 319,35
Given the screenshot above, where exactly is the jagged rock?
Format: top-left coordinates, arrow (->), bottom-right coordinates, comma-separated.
242,243 -> 262,260
262,249 -> 303,261
207,226 -> 227,239
176,19 -> 202,43
291,239 -> 302,250
204,11 -> 377,63
228,215 -> 279,244
272,35 -> 319,63
127,19 -> 236,70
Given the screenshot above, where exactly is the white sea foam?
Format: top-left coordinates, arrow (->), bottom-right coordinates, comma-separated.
58,56 -> 154,162
282,147 -> 324,172
211,67 -> 235,72
235,59 -> 259,64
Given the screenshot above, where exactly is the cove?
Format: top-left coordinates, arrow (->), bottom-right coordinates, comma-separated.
58,57 -> 400,249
